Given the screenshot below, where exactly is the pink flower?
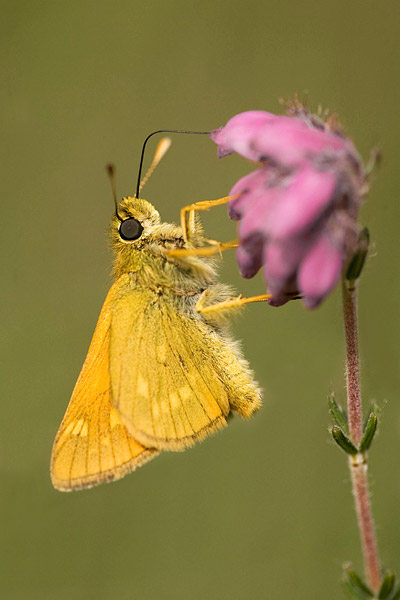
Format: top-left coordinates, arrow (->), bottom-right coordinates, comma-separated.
210,106 -> 366,308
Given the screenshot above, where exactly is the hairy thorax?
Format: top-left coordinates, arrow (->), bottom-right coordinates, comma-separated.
112,228 -> 218,299
109,196 -> 222,304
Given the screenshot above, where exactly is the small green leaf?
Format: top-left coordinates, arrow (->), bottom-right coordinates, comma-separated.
363,402 -> 379,429
378,570 -> 395,599
346,227 -> 370,281
328,393 -> 348,432
344,564 -> 374,598
332,426 -> 358,455
343,579 -> 371,599
359,413 -> 378,453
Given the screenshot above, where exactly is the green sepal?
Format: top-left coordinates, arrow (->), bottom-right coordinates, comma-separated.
332,425 -> 358,455
346,227 -> 370,281
359,413 -> 378,453
328,393 -> 349,433
343,564 -> 374,598
378,570 -> 395,599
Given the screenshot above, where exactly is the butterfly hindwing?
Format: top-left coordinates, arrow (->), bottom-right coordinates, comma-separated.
50,282 -> 159,491
109,283 -> 261,450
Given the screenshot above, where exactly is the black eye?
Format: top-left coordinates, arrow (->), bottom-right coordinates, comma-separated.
119,218 -> 143,241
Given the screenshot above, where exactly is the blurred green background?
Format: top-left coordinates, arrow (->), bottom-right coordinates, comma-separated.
2,1 -> 400,598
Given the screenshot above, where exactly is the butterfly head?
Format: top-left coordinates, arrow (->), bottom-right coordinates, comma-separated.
114,196 -> 161,242
110,195 -> 189,280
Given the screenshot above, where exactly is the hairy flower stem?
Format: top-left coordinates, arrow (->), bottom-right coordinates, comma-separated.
342,278 -> 381,594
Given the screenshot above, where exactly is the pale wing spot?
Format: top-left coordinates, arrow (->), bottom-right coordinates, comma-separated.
137,376 -> 149,398
152,403 -> 160,418
65,422 -> 75,435
110,406 -> 121,429
72,419 -> 84,435
160,399 -> 169,413
80,421 -> 88,437
179,386 -> 192,401
157,344 -> 167,362
170,392 -> 180,409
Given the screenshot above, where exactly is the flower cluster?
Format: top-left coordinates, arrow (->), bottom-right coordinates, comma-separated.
211,106 -> 367,308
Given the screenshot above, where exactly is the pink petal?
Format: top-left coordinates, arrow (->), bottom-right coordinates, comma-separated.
253,121 -> 348,165
266,165 -> 337,238
236,241 -> 263,278
263,236 -> 312,288
210,111 -> 280,158
236,165 -> 337,242
264,268 -> 299,307
228,168 -> 272,220
238,187 -> 279,241
211,110 -> 350,165
298,233 -> 343,309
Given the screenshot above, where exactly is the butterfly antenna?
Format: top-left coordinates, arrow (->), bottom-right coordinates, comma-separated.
135,129 -> 210,198
106,163 -> 123,222
138,137 -> 172,195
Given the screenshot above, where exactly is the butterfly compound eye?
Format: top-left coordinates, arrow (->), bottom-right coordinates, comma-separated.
119,218 -> 144,241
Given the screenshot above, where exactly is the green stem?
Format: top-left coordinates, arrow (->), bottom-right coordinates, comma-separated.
342,278 -> 381,595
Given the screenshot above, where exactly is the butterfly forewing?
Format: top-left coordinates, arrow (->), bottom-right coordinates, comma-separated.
51,282 -> 159,491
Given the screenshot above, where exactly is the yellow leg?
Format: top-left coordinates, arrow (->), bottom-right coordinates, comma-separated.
196,293 -> 271,315
202,237 -> 225,246
180,195 -> 236,243
166,239 -> 238,258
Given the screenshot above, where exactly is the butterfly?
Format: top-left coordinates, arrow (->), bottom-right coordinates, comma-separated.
51,137 -> 262,491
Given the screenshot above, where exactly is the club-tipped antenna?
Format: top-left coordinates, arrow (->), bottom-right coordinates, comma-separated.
138,137 -> 172,195
106,163 -> 123,222
135,129 -> 210,198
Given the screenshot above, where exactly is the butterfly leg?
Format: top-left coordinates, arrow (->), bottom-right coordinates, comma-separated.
166,239 -> 238,258
196,291 -> 271,315
180,195 -> 236,243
